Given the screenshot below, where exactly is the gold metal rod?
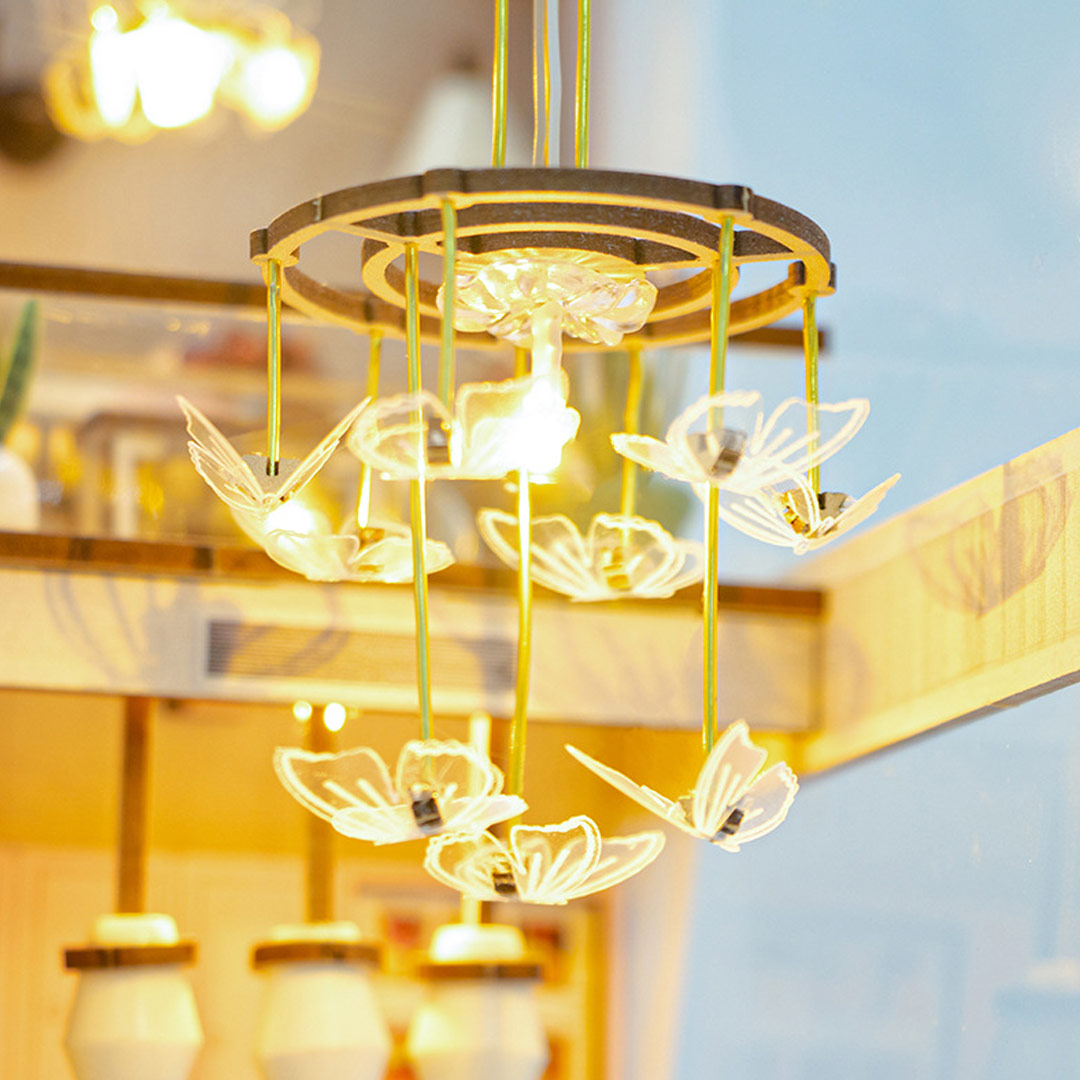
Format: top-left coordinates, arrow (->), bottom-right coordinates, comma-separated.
507,471 -> 533,798
492,0 -> 510,167
265,260 -> 283,474
703,218 -> 735,754
542,0 -> 552,165
357,331 -> 382,530
405,243 -> 433,741
305,709 -> 336,923
574,0 -> 591,168
461,711 -> 492,926
439,199 -> 457,406
803,294 -> 821,495
116,696 -> 152,914
619,345 -> 644,519
531,0 -> 541,166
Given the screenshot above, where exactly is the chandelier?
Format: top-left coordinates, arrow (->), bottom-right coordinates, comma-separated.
176,0 -> 904,900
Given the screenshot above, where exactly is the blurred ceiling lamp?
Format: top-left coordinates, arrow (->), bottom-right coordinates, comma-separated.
42,1 -> 319,142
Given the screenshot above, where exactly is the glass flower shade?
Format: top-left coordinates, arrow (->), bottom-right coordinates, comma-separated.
443,248 -> 658,376
611,391 -> 871,497
565,721 -> 797,852
178,396 -> 365,514
476,510 -> 704,601
274,740 -> 527,845
231,503 -> 454,584
423,816 -> 665,905
346,373 -> 580,481
717,471 -> 901,554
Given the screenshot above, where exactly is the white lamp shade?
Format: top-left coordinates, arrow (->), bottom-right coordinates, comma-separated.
407,923 -> 548,1080
63,914 -> 202,1080
0,446 -> 39,530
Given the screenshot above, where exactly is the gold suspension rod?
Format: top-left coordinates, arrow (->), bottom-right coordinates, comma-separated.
116,696 -> 152,914
305,708 -> 336,923
356,330 -> 382,530
803,294 -> 821,495
619,344 -> 644,519
265,259 -> 283,474
703,218 -> 735,754
575,0 -> 591,167
405,243 -> 433,741
439,199 -> 457,406
492,0 -> 510,167
507,471 -> 533,798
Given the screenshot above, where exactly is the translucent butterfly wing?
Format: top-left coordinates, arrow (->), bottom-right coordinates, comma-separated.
717,489 -> 813,552
588,514 -> 684,597
423,830 -> 511,902
273,746 -> 397,823
331,804 -> 420,844
565,831 -> 666,901
610,433 -> 694,483
666,539 -> 707,594
565,745 -> 690,831
725,763 -> 799,848
478,510 -> 600,600
178,395 -> 264,509
347,391 -> 454,478
509,817 -> 600,902
352,534 -> 455,582
437,794 -> 529,833
803,473 -> 901,550
691,721 -> 769,838
261,529 -> 362,582
394,740 -> 504,802
278,399 -> 369,499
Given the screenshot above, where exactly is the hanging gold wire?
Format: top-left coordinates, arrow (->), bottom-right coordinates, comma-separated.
356,330 -> 382,529
803,294 -> 821,495
492,0 -> 510,167
703,218 -> 735,754
264,259 -> 283,474
619,344 -> 644,519
439,199 -> 457,405
574,0 -> 590,167
507,470 -> 533,799
405,242 -> 434,741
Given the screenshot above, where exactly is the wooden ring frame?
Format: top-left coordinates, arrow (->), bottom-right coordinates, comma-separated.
251,168 -> 834,350
250,940 -> 381,968
414,959 -> 545,981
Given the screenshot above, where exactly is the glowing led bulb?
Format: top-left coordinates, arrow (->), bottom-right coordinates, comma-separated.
292,701 -> 313,723
322,703 -> 346,732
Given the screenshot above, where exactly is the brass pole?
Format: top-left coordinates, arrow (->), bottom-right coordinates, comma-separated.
574,0 -> 591,167
116,697 -> 152,914
439,199 -> 457,406
507,471 -> 533,798
356,330 -> 382,530
305,709 -> 335,924
803,294 -> 821,495
265,259 -> 282,475
406,243 -> 433,741
492,0 -> 510,167
619,345 -> 644,519
703,218 -> 734,755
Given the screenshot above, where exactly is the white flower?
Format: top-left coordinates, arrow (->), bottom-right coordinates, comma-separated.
566,721 -> 797,852
347,373 -> 580,481
718,471 -> 900,554
274,739 -> 527,845
178,395 -> 365,513
611,391 -> 870,496
477,510 -> 703,601
232,505 -> 454,584
424,816 -> 665,905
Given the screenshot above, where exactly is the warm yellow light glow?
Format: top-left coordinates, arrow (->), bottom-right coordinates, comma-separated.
323,702 -> 347,732
262,498 -> 330,536
235,43 -> 316,130
88,18 -> 136,128
292,700 -> 313,723
130,13 -> 231,129
90,5 -> 119,33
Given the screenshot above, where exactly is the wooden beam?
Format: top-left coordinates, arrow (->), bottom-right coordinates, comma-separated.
791,423 -> 1080,773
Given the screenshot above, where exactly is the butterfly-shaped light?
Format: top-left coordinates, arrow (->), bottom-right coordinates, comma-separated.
178,395 -> 365,514
477,509 -> 704,602
445,248 -> 658,356
424,816 -> 665,905
347,373 -> 580,482
274,739 -> 527,845
718,471 -> 901,554
566,721 -> 797,852
233,504 -> 454,583
611,391 -> 870,497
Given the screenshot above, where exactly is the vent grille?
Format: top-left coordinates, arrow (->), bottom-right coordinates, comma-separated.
206,620 -> 515,689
